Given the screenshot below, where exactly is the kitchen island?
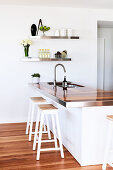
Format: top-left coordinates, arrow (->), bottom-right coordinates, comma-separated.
30,82 -> 113,166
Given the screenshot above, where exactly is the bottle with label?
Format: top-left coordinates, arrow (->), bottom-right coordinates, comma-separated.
47,49 -> 50,58
62,76 -> 67,90
44,49 -> 47,58
38,49 -> 41,58
42,49 -> 45,58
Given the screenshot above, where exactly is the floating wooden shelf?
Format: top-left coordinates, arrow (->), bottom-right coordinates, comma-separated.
39,58 -> 71,61
21,58 -> 71,62
30,35 -> 79,39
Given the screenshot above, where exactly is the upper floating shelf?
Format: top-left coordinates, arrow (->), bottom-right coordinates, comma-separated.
21,58 -> 71,62
30,35 -> 79,39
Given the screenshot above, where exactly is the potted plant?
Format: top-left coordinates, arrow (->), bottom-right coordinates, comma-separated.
31,73 -> 40,84
40,26 -> 50,36
21,39 -> 32,57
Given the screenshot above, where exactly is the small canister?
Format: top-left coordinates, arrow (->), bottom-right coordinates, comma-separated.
54,29 -> 60,36
60,28 -> 67,36
67,29 -> 73,37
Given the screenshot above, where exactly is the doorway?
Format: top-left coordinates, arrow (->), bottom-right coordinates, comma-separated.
97,21 -> 113,91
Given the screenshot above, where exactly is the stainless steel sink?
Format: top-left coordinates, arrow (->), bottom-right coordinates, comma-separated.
48,82 -> 84,88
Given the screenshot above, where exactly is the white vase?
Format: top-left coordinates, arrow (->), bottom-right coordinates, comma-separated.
60,28 -> 67,36
54,29 -> 60,36
32,77 -> 40,84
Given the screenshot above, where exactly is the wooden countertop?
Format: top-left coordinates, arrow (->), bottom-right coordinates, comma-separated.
31,82 -> 113,107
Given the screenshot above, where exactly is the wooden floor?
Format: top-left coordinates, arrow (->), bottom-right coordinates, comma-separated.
0,123 -> 112,170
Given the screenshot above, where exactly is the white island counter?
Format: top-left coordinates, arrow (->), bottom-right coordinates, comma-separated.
30,82 -> 113,166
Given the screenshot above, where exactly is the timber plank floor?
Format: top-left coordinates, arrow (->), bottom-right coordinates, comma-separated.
0,123 -> 112,170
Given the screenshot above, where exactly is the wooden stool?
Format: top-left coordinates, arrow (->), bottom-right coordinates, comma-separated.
26,97 -> 51,141
102,115 -> 113,170
33,104 -> 64,160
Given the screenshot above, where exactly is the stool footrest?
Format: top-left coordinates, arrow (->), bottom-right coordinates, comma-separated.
108,162 -> 113,167
36,139 -> 55,143
31,131 -> 48,134
40,148 -> 60,152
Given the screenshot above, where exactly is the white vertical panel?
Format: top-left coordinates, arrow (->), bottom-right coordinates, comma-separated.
97,38 -> 105,90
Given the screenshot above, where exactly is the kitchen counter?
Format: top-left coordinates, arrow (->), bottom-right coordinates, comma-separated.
31,82 -> 113,107
30,82 -> 113,166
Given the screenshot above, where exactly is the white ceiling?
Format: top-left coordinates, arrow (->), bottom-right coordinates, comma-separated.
1,0 -> 113,9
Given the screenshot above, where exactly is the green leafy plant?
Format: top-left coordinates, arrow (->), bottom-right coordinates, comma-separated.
40,26 -> 50,32
31,73 -> 40,78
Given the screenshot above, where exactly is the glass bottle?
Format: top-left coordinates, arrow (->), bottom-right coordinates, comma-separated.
62,76 -> 67,90
47,49 -> 50,58
45,49 -> 47,58
42,49 -> 44,58
38,49 -> 41,58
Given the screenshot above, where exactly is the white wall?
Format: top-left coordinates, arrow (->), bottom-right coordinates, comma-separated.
0,5 -> 113,123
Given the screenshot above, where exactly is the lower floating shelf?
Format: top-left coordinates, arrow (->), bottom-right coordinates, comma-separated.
21,58 -> 71,62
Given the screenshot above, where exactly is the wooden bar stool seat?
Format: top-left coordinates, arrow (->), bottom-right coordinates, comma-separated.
26,97 -> 51,142
102,115 -> 113,170
33,104 -> 64,160
106,115 -> 113,121
30,97 -> 46,102
38,104 -> 57,110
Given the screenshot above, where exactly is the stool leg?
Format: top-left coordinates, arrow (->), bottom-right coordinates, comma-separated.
29,103 -> 35,141
43,122 -> 46,132
33,108 -> 40,151
102,122 -> 113,170
37,112 -> 44,160
55,113 -> 64,158
45,114 -> 51,140
51,114 -> 58,148
26,100 -> 32,135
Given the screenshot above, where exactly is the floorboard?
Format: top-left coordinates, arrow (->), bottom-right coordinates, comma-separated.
0,123 -> 112,170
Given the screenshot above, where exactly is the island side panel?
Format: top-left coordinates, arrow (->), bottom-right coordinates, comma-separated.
81,106 -> 113,166
55,105 -> 83,165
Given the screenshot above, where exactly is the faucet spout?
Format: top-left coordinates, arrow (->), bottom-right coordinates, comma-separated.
54,64 -> 66,87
